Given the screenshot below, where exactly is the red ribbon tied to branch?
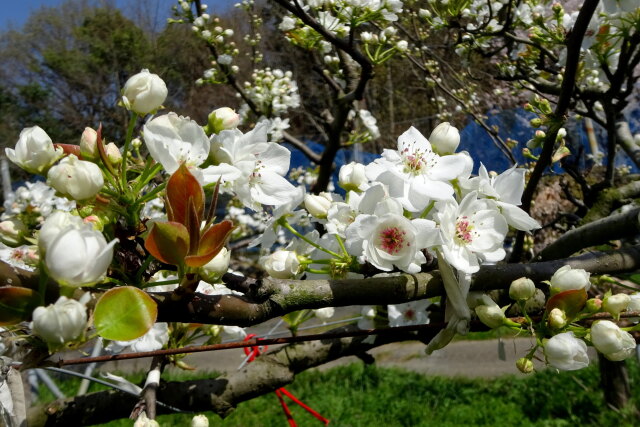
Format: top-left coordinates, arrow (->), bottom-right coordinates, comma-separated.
243,334 -> 330,426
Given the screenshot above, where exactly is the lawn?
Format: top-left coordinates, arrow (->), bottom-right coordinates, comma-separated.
35,358 -> 640,426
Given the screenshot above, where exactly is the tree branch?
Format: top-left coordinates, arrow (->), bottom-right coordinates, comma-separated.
147,245 -> 640,326
511,0 -> 601,261
536,207 -> 640,261
28,325 -> 439,426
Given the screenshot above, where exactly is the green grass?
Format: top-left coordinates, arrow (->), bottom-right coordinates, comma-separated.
37,360 -> 640,426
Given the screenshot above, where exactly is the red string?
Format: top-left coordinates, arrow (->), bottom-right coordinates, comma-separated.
242,334 -> 330,425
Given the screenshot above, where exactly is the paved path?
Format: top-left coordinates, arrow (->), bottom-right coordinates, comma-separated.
97,337 -> 598,379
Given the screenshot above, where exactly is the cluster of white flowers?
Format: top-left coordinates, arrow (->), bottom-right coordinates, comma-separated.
241,68 -> 301,117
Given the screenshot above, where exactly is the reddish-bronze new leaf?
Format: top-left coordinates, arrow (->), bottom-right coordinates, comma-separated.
145,221 -> 190,266
184,220 -> 234,267
166,163 -> 204,225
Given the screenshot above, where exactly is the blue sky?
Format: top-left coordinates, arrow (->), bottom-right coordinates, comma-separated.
0,0 -> 233,31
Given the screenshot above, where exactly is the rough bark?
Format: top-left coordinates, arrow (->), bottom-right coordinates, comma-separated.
27,325 -> 437,426
598,354 -> 634,411
152,245 -> 640,326
537,207 -> 640,261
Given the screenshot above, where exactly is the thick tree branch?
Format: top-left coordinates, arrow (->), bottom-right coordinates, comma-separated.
616,120 -> 640,170
149,245 -> 640,326
28,325 -> 439,426
537,208 -> 640,261
511,0 -> 601,261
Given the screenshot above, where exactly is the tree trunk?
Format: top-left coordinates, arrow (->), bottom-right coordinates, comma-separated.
598,354 -> 634,412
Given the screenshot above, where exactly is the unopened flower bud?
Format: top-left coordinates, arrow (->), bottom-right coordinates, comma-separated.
261,250 -> 300,279
133,412 -> 160,427
0,218 -> 27,247
429,122 -> 460,154
530,118 -> 543,127
206,107 -> 240,135
516,357 -> 534,374
418,8 -> 431,19
80,127 -> 99,161
338,162 -> 367,192
591,320 -> 635,361
47,155 -> 104,201
509,277 -> 536,301
548,308 -> 567,329
603,294 -> 630,319
304,193 -> 332,219
550,265 -> 591,294
585,298 -> 602,313
122,69 -> 167,115
199,247 -> 231,283
32,296 -> 87,346
105,142 -> 122,165
475,296 -> 506,329
6,126 -> 63,175
191,414 -> 209,427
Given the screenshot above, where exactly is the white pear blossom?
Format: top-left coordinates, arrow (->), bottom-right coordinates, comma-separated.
346,196 -> 442,273
327,183 -> 389,237
122,69 -> 167,115
110,323 -> 169,353
388,300 -> 430,327
47,155 -> 104,201
436,191 -> 508,274
38,211 -> 85,253
32,296 -> 87,345
544,332 -> 590,371
5,126 -> 63,175
590,320 -> 636,361
463,164 -> 540,231
143,113 -> 210,175
43,217 -> 117,287
203,120 -> 299,210
366,126 -> 469,212
358,110 -> 380,139
313,307 -> 335,321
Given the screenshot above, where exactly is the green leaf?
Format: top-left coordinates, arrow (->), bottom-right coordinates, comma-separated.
94,286 -> 157,341
0,287 -> 40,326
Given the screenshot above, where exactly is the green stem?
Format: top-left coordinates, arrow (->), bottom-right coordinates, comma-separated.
142,279 -> 180,289
134,162 -> 163,194
37,261 -> 49,305
137,182 -> 167,205
419,201 -> 435,219
136,255 -> 155,284
278,219 -> 342,258
307,268 -> 331,274
334,234 -> 349,256
120,111 -> 138,190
